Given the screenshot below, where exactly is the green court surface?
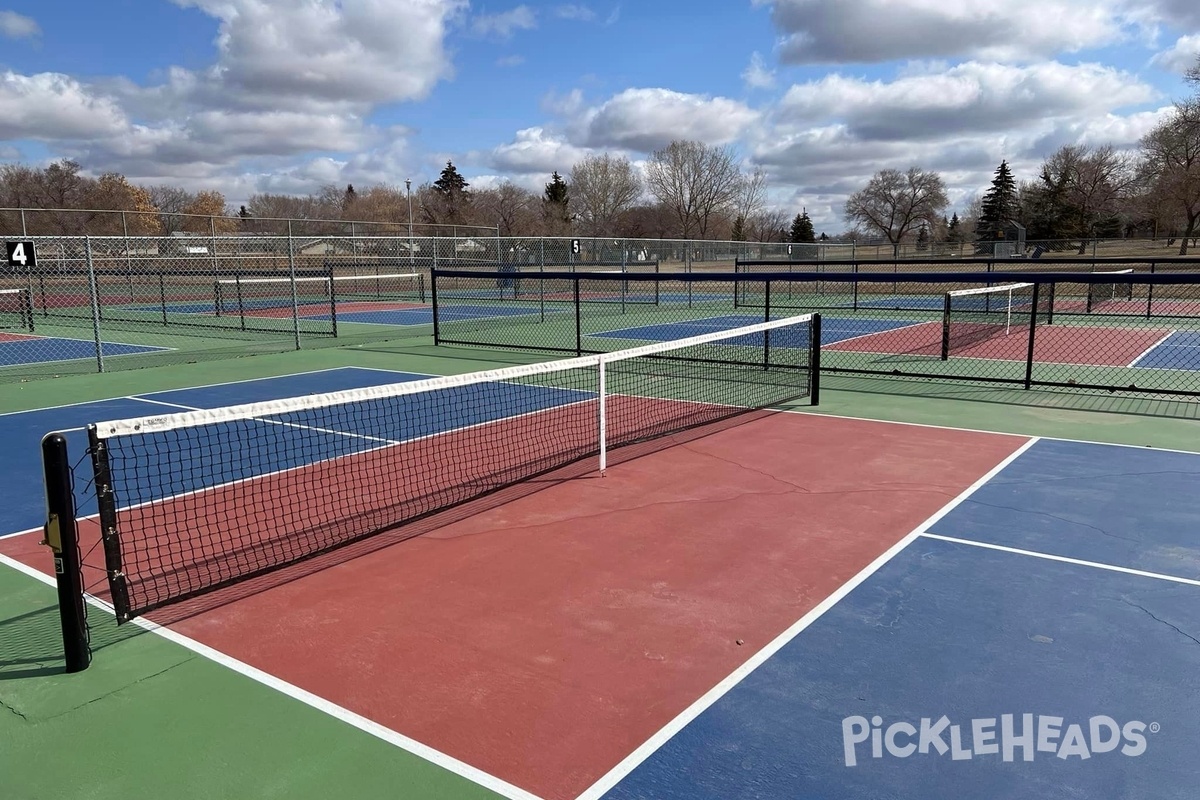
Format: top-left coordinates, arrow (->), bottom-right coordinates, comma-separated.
2,334 -> 1198,800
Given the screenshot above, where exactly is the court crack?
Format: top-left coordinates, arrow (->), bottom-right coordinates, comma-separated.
963,500 -> 1138,544
1123,602 -> 1200,648
1,699 -> 29,722
43,658 -> 197,721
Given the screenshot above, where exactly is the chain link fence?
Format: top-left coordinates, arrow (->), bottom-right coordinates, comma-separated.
430,267 -> 1200,410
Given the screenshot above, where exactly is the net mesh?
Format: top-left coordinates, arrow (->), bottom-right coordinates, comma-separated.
1086,269 -> 1135,312
0,288 -> 33,331
214,272 -> 425,319
88,313 -> 819,621
941,282 -> 1050,359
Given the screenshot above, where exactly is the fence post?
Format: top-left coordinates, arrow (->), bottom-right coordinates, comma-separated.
1147,262 -> 1155,319
84,236 -> 104,373
1023,282 -> 1041,390
122,211 -> 134,301
41,432 -> 90,673
287,221 -> 301,350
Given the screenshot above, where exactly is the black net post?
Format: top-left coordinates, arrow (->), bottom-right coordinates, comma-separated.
431,269 -> 442,344
328,275 -> 339,339
40,433 -> 90,673
1023,282 -> 1041,390
940,292 -> 952,361
809,313 -> 821,406
574,278 -> 582,356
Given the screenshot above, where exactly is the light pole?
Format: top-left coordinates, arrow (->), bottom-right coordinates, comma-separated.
405,178 -> 413,266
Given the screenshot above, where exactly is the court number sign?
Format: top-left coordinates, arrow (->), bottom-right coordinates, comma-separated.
571,239 -> 581,255
6,241 -> 36,269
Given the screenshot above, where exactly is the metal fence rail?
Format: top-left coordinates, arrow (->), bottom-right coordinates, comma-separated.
431,268 -> 1200,403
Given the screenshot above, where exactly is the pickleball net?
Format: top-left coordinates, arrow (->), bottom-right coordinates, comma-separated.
213,272 -> 426,318
86,312 -> 820,621
940,282 -> 1050,359
0,287 -> 34,331
1086,269 -> 1135,312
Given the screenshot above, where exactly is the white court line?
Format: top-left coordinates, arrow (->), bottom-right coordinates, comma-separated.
919,533 -> 1200,587
0,366 -> 383,418
822,319 -> 937,348
783,407 -> 1200,457
1128,330 -> 1179,368
573,436 -> 1041,800
592,314 -> 760,338
0,553 -> 545,800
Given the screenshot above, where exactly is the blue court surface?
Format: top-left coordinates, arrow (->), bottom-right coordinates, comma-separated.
1129,330 -> 1200,370
592,314 -> 924,347
3,368 -> 1199,798
592,437 -> 1200,800
0,335 -> 168,367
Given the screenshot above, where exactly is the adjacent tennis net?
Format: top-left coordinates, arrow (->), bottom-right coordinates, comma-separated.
0,287 -> 34,331
941,282 -> 1049,359
1086,269 -> 1135,312
87,312 -> 820,621
213,272 -> 426,319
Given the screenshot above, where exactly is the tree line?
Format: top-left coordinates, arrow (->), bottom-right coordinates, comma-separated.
0,139 -> 807,243
843,60 -> 1200,255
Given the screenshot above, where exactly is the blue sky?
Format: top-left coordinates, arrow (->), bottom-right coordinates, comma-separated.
0,0 -> 1197,232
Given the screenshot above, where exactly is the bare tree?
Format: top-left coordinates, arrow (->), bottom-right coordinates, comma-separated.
1139,98 -> 1200,254
843,167 -> 949,251
569,153 -> 642,236
475,181 -> 539,236
146,185 -> 195,235
1040,144 -> 1137,252
747,208 -> 790,243
734,166 -> 767,222
646,140 -> 742,239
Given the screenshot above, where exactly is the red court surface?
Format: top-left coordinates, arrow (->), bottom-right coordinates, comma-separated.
828,320 -> 1172,367
0,332 -> 39,342
1,412 -> 1027,799
1054,297 -> 1200,316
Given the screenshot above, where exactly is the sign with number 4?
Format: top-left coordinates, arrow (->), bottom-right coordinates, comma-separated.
6,241 -> 36,269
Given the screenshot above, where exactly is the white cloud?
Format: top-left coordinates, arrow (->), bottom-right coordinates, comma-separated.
471,5 -> 537,39
775,62 -> 1155,141
0,72 -> 128,140
573,88 -> 759,151
758,0 -> 1141,63
483,126 -> 593,173
742,52 -> 776,89
0,10 -> 39,39
554,4 -> 596,21
168,0 -> 464,107
1152,34 -> 1200,73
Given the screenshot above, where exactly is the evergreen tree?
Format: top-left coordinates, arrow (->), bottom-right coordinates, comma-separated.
238,205 -> 251,218
344,184 -> 357,206
819,232 -> 828,241
731,214 -> 747,241
976,160 -> 1018,242
434,161 -> 469,196
433,161 -> 470,223
790,210 -> 816,243
916,224 -> 930,251
543,171 -> 569,226
947,212 -> 963,244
